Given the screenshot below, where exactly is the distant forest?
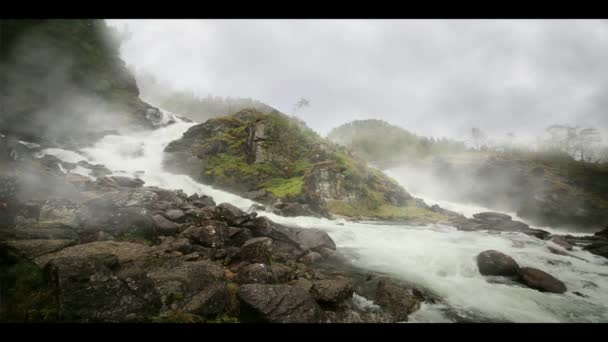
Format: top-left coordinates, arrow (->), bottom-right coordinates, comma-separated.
327,119 -> 467,167
134,71 -> 275,123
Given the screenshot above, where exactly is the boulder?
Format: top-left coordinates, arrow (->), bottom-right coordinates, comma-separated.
183,283 -> 228,316
2,239 -> 75,259
192,195 -> 216,208
152,214 -> 180,236
216,203 -> 249,226
236,237 -> 273,264
310,279 -> 354,304
164,209 -> 185,223
235,263 -> 278,284
238,284 -> 322,323
549,236 -> 573,251
518,267 -> 567,294
476,250 -> 520,277
294,229 -> 336,252
108,176 -> 145,188
227,227 -> 254,247
373,279 -> 420,321
179,221 -> 229,248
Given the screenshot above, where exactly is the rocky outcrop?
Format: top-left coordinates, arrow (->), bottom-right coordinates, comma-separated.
452,212 -> 550,240
163,110 -> 443,223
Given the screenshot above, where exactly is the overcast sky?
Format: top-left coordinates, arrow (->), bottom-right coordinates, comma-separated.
108,19 -> 608,143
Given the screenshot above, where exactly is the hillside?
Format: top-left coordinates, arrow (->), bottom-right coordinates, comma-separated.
0,19 -> 163,147
327,119 -> 466,169
164,110 -> 445,222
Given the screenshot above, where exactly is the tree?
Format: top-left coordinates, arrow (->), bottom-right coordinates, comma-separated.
470,127 -> 487,150
293,98 -> 310,114
543,125 -> 603,162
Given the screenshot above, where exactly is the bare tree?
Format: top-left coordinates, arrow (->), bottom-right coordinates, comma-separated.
293,98 -> 310,114
470,127 -> 487,150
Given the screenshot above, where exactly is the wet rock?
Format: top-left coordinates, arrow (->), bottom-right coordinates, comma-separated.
473,212 -> 512,221
584,242 -> 608,259
311,279 -> 354,304
227,227 -> 254,247
294,228 -> 336,253
238,284 -> 322,323
235,263 -> 277,284
3,222 -> 79,241
248,203 -> 267,212
236,237 -> 273,264
179,221 -> 229,248
152,214 -> 180,236
108,176 -> 145,188
216,203 -> 249,226
164,209 -> 185,223
549,236 -> 573,251
183,283 -> 228,316
192,196 -> 216,208
518,267 -> 567,294
43,251 -> 160,321
373,279 -> 420,321
2,239 -> 75,259
299,251 -> 323,264
476,250 -> 520,277
158,236 -> 193,255
275,202 -> 318,217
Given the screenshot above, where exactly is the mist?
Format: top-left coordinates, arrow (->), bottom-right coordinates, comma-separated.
109,19 -> 608,143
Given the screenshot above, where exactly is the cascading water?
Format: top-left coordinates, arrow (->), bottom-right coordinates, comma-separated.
39,113 -> 608,323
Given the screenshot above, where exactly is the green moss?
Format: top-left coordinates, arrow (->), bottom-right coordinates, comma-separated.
260,177 -> 304,198
327,200 -> 447,223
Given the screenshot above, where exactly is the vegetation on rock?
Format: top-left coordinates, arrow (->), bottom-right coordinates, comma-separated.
165,110 -> 442,221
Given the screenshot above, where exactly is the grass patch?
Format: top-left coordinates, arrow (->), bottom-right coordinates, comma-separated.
327,200 -> 447,223
260,177 -> 304,198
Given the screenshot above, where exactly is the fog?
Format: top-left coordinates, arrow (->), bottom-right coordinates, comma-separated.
108,19 -> 608,143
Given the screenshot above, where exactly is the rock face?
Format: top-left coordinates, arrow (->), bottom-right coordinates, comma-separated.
518,267 -> 567,294
162,109 -> 444,223
476,250 -> 520,277
237,284 -> 322,323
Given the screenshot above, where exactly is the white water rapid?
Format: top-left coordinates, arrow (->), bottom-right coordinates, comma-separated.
39,114 -> 608,323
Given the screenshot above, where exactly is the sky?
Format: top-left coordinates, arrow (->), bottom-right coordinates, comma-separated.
108,19 -> 608,144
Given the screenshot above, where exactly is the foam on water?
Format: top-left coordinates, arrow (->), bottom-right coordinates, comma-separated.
38,113 -> 608,322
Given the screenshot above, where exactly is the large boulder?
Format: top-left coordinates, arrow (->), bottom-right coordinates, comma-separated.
216,203 -> 250,226
152,214 -> 180,236
310,279 -> 354,304
476,250 -> 520,277
238,284 -> 322,323
549,236 -> 573,251
235,237 -> 273,264
518,267 -> 567,294
372,279 -> 420,321
179,221 -> 229,248
235,263 -> 278,284
294,228 -> 336,253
